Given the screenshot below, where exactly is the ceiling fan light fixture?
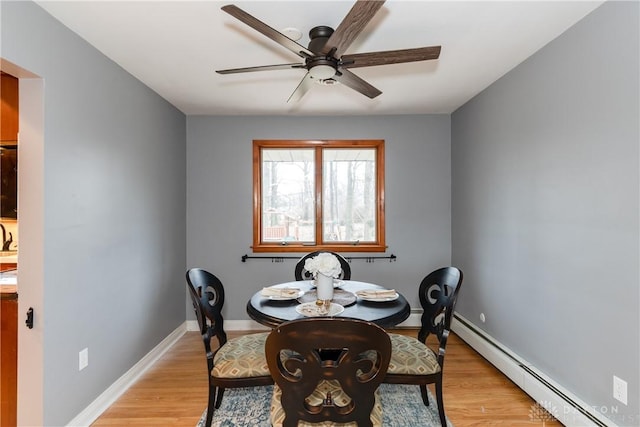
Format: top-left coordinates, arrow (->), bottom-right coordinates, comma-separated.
317,78 -> 338,86
309,64 -> 335,80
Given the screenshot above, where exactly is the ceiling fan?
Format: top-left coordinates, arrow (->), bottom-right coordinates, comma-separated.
216,0 -> 441,102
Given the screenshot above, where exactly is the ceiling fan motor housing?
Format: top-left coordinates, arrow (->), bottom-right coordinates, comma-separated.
308,26 -> 334,54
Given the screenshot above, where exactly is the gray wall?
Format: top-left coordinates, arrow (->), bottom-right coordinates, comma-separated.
1,2 -> 187,425
451,1 -> 639,423
186,115 -> 452,319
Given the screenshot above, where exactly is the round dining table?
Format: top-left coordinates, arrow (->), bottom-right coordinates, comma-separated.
246,280 -> 411,328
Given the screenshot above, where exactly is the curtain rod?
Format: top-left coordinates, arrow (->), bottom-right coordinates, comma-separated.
241,254 -> 397,263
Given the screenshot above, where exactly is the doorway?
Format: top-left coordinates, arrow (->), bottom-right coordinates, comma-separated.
0,58 -> 45,427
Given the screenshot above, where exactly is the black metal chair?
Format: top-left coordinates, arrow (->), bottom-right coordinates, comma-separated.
266,317 -> 391,427
294,251 -> 351,281
186,268 -> 274,427
383,267 -> 463,427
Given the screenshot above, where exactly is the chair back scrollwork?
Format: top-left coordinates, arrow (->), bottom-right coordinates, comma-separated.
417,267 -> 463,362
266,317 -> 391,427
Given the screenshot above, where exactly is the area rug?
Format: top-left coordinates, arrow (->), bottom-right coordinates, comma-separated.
196,384 -> 453,427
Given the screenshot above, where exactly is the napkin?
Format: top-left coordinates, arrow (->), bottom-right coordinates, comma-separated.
260,287 -> 301,298
356,289 -> 397,299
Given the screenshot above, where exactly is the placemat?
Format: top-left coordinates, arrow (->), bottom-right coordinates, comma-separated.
298,289 -> 357,306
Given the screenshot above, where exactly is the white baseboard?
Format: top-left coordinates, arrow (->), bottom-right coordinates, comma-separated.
395,310 -> 422,328
187,319 -> 272,331
186,319 -> 199,331
451,314 -> 617,427
66,323 -> 187,427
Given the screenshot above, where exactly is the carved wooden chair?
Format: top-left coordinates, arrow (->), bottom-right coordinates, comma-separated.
266,317 -> 391,427
186,268 -> 273,427
294,251 -> 351,281
383,267 -> 463,427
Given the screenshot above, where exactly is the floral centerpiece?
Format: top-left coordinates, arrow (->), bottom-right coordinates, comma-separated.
304,252 -> 342,278
304,252 -> 342,302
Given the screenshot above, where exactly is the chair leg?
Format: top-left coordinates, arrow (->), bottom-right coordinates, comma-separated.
419,385 -> 430,406
205,385 -> 216,427
435,380 -> 446,427
214,387 -> 225,409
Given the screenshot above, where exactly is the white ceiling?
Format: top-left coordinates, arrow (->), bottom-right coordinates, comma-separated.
36,1 -> 604,116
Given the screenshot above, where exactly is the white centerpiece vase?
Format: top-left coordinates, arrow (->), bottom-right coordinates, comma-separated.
315,273 -> 334,301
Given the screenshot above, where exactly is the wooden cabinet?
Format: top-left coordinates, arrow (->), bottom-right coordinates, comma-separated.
0,148 -> 17,218
1,73 -> 18,219
1,73 -> 19,142
0,264 -> 17,273
0,291 -> 18,427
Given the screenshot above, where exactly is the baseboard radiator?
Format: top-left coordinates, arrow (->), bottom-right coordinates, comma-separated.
451,313 -> 615,427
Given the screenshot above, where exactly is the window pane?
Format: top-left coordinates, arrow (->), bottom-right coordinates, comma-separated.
261,148 -> 315,243
254,139 -> 385,252
322,148 -> 376,243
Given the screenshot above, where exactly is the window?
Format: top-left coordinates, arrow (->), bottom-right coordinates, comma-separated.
253,139 -> 385,252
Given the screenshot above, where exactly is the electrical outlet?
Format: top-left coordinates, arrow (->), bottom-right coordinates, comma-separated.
613,375 -> 627,405
79,348 -> 89,371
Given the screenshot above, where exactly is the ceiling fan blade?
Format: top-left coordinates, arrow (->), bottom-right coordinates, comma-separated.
287,73 -> 315,103
341,46 -> 441,69
332,69 -> 382,99
221,5 -> 314,58
321,0 -> 385,58
216,63 -> 305,74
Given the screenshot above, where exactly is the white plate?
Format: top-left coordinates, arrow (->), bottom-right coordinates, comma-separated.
261,289 -> 305,301
296,302 -> 344,317
355,291 -> 399,302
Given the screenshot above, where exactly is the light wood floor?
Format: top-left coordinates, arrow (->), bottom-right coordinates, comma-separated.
91,329 -> 561,427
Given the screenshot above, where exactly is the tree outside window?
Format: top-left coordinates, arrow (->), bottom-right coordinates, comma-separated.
253,140 -> 385,252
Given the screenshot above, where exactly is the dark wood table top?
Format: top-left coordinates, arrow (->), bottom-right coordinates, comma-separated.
246,280 -> 411,329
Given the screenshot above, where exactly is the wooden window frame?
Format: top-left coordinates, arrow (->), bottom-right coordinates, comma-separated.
253,139 -> 386,253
